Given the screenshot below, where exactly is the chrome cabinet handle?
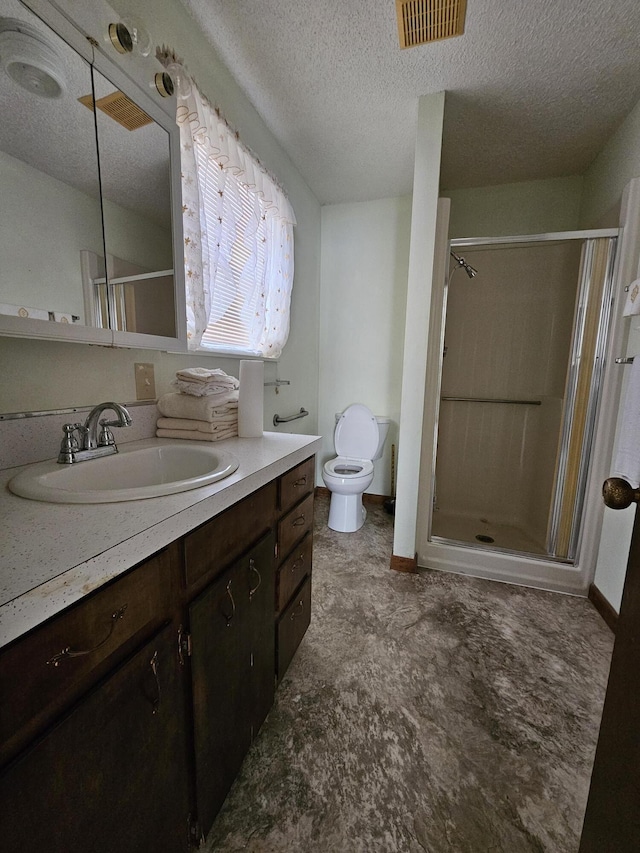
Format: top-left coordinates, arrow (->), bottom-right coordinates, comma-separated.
47,604 -> 128,667
150,651 -> 161,715
290,599 -> 305,620
222,579 -> 236,627
292,514 -> 306,527
249,558 -> 262,599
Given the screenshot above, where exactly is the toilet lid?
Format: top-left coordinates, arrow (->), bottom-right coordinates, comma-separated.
334,403 -> 379,459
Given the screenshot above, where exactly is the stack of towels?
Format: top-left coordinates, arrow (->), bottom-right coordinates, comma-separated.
156,368 -> 239,441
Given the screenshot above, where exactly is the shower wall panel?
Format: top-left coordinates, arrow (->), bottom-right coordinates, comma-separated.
435,241 -> 581,545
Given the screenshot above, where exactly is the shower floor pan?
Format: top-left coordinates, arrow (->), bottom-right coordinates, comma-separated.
431,510 -> 547,557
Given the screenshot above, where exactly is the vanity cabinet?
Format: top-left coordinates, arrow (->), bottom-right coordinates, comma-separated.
0,621 -> 191,853
0,455 -> 315,849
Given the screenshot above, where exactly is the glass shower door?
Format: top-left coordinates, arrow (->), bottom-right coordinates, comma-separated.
430,233 -> 617,563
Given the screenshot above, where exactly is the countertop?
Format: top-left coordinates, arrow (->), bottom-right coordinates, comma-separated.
0,432 -> 321,649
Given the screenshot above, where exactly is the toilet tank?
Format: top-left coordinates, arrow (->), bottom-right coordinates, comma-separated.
372,416 -> 390,461
334,413 -> 390,461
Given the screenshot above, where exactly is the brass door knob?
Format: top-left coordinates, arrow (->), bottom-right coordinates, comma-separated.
602,477 -> 640,509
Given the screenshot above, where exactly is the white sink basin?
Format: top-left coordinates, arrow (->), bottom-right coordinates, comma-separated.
8,440 -> 240,503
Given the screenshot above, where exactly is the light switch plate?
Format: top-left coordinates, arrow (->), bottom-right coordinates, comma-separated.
135,362 -> 156,400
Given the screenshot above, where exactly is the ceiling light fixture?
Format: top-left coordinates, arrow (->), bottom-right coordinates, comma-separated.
0,17 -> 66,98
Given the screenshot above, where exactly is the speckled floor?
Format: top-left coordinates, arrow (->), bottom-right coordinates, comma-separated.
205,496 -> 614,852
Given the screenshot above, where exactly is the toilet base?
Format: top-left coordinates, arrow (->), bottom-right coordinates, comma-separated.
328,492 -> 367,533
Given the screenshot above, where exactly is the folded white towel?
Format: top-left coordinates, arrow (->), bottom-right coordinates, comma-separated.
156,426 -> 237,441
623,279 -> 640,317
157,416 -> 238,433
173,378 -> 240,397
175,367 -> 239,386
612,356 -> 640,487
157,391 -> 239,422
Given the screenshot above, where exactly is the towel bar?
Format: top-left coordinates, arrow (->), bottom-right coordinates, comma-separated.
441,396 -> 541,406
273,407 -> 309,426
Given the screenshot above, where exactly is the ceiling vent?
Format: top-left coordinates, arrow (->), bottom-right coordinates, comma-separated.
395,0 -> 467,49
78,91 -> 152,131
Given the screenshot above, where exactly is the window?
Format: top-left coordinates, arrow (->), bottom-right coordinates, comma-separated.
175,74 -> 295,357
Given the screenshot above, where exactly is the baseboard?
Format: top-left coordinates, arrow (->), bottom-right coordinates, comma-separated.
390,553 -> 418,573
588,583 -> 618,633
315,486 -> 389,506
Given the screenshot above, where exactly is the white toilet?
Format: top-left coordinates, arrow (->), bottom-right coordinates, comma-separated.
322,403 -> 390,533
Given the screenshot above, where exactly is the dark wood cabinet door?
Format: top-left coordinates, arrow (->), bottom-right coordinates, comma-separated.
0,622 -> 190,853
189,561 -> 252,835
246,532 -> 276,737
580,503 -> 640,851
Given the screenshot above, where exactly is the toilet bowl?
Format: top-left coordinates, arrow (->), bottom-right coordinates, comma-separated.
322,403 -> 389,533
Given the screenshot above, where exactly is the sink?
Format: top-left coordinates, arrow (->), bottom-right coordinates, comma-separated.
8,440 -> 240,503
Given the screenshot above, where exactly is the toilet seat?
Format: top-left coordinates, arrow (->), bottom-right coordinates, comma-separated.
334,404 -> 378,460
323,456 -> 374,479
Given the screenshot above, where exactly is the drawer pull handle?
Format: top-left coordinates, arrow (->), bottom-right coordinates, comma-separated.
292,514 -> 306,527
47,604 -> 128,667
249,558 -> 262,599
293,476 -> 307,487
150,650 -> 161,715
290,599 -> 305,620
222,579 -> 236,627
291,554 -> 305,573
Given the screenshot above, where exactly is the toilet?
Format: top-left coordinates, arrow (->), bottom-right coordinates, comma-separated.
322,403 -> 390,533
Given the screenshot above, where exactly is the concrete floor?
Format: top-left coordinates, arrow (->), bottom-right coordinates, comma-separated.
205,496 -> 613,852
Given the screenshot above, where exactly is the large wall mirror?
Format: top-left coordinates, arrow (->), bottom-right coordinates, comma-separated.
0,0 -> 186,349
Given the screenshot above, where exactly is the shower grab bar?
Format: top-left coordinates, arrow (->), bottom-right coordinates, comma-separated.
615,357 -> 634,364
273,407 -> 309,426
441,396 -> 542,406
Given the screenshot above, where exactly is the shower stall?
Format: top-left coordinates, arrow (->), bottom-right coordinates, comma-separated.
425,230 -> 618,571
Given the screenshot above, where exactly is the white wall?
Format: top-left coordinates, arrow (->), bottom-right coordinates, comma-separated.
583,95 -> 640,613
0,0 -> 321,439
393,92 -> 445,561
580,98 -> 640,229
444,175 -> 583,238
0,151 -> 103,320
318,197 -> 411,494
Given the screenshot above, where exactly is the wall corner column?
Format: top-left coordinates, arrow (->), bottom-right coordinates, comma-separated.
392,92 -> 445,565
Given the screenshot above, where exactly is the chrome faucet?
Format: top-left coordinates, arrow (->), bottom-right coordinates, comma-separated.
58,402 -> 132,464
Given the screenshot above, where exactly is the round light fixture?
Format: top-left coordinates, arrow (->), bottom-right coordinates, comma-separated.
108,16 -> 152,58
0,18 -> 66,99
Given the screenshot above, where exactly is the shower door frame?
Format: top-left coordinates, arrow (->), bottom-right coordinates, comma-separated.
419,227 -> 621,594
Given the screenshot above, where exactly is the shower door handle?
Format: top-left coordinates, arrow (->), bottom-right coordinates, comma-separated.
602,478 -> 640,509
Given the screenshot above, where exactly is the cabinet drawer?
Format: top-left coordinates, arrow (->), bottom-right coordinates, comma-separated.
279,456 -> 314,514
184,480 -> 277,589
278,491 -> 314,561
0,548 -> 173,766
277,575 -> 312,682
276,532 -> 312,615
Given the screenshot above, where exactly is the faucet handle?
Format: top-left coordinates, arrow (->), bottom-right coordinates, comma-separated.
58,423 -> 81,464
98,419 -> 116,447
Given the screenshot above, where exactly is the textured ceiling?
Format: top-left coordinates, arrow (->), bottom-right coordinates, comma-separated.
181,0 -> 640,205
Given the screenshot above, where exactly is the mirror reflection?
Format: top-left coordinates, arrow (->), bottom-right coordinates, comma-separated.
0,0 -> 175,338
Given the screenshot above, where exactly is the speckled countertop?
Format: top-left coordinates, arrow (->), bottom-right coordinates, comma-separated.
0,433 -> 321,649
